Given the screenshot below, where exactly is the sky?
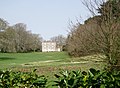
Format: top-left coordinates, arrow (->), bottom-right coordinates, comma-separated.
0,0 -> 91,40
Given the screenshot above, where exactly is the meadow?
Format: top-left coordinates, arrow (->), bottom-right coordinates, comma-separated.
0,52 -> 105,74
0,52 -> 106,87
0,52 -> 69,69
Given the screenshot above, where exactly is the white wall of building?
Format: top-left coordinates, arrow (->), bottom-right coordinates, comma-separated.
42,41 -> 60,52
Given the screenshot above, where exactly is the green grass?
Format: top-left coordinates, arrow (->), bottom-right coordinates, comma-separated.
0,52 -> 106,88
0,52 -> 69,69
0,52 -> 106,70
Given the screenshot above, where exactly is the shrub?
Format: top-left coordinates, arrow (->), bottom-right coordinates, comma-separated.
0,69 -> 47,88
54,68 -> 120,88
0,68 -> 120,88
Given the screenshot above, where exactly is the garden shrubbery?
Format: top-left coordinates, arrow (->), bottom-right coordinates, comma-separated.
54,68 -> 120,88
0,68 -> 120,88
0,69 -> 47,88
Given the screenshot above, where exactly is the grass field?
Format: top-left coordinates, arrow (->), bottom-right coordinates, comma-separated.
0,51 -> 106,75
0,52 -> 69,68
0,52 -> 105,70
0,52 -> 106,87
0,51 -> 106,71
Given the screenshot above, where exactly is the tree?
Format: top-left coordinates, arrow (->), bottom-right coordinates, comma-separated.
0,18 -> 43,53
1,27 -> 16,52
0,18 -> 9,52
28,34 -> 42,52
12,23 -> 42,52
12,23 -> 28,52
98,0 -> 120,21
84,0 -> 120,65
50,35 -> 67,51
67,19 -> 99,56
67,0 -> 120,66
0,18 -> 8,31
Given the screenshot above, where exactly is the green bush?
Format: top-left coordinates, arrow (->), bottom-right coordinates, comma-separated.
54,68 -> 120,88
0,68 -> 120,88
0,69 -> 47,88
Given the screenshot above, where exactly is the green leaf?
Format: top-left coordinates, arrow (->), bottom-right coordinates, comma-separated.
100,84 -> 105,88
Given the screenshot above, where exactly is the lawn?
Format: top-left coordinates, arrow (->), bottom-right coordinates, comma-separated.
0,52 -> 69,69
0,52 -> 106,88
0,51 -> 106,76
0,51 -> 106,71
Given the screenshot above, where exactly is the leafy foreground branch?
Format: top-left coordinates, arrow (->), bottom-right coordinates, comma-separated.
0,69 -> 47,88
0,68 -> 120,88
54,68 -> 120,88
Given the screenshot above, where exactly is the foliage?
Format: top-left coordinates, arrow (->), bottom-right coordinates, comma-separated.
0,18 -> 42,53
1,67 -> 120,88
98,0 -> 120,21
54,68 -> 120,88
67,0 -> 120,65
0,69 -> 47,88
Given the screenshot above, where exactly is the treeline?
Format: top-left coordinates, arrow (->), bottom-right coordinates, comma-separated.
66,0 -> 120,65
50,34 -> 67,51
0,18 -> 42,53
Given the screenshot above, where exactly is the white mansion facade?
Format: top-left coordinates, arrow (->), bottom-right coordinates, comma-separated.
42,41 -> 61,52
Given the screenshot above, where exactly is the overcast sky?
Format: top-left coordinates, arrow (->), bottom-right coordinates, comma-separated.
0,0 -> 91,40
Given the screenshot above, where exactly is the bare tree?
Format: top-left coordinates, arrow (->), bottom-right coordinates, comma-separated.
12,23 -> 42,52
83,0 -> 120,65
50,35 -> 67,51
0,18 -> 8,31
0,18 -> 43,53
67,0 -> 120,66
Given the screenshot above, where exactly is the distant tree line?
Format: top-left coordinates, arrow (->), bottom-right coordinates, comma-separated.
0,18 -> 42,53
50,35 -> 67,51
66,0 -> 120,65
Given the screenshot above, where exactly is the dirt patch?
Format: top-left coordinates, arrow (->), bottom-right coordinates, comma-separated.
22,60 -> 60,66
